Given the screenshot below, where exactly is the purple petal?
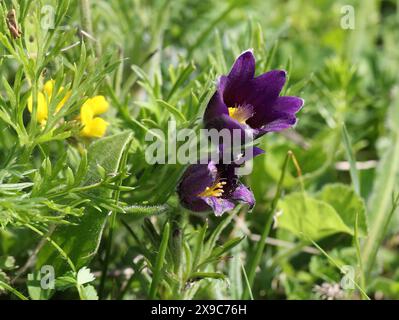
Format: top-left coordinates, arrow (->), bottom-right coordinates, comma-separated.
246,146 -> 265,159
247,70 -> 286,105
204,113 -> 254,145
231,183 -> 255,210
180,197 -> 210,212
222,51 -> 256,107
202,196 -> 236,216
248,96 -> 302,134
273,96 -> 304,114
259,115 -> 297,134
204,113 -> 242,135
227,50 -> 255,84
178,161 -> 217,199
234,146 -> 265,164
203,78 -> 229,125
245,70 -> 287,128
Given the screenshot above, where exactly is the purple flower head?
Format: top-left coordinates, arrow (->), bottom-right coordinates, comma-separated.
204,50 -> 304,139
177,147 -> 264,216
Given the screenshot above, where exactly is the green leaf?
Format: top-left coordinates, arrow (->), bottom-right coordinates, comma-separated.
83,132 -> 133,187
192,221 -> 208,271
204,212 -> 235,256
362,88 -> 399,276
149,222 -> 170,299
316,183 -> 368,237
123,204 -> 169,218
199,236 -> 245,267
0,183 -> 34,190
156,99 -> 186,122
55,272 -> 77,291
210,236 -> 245,259
342,124 -> 360,195
27,272 -> 53,300
277,192 -> 352,239
0,256 -> 15,270
81,284 -> 99,300
189,272 -> 226,281
37,132 -> 133,274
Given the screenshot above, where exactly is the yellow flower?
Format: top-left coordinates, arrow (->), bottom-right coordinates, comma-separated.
44,80 -> 71,112
79,96 -> 109,138
27,92 -> 47,124
27,80 -> 71,124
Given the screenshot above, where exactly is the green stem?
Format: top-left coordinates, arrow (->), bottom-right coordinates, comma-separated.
26,224 -> 76,272
98,211 -> 116,299
309,237 -> 370,300
363,193 -> 399,280
0,280 -> 29,300
240,259 -> 254,300
362,130 -> 399,279
98,143 -> 130,299
242,151 -> 292,299
79,0 -> 93,38
354,211 -> 367,299
171,212 -> 184,298
25,224 -> 85,299
79,0 -> 100,56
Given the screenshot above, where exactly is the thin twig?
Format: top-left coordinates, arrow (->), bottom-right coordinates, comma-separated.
11,225 -> 56,284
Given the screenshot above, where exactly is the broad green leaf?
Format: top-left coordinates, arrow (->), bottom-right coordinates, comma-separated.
317,183 -> 368,236
277,193 -> 352,240
83,132 -> 133,187
81,284 -> 99,300
27,272 -> 53,300
37,132 -> 133,274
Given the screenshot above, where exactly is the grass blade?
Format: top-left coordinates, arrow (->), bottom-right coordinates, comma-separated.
149,222 -> 170,299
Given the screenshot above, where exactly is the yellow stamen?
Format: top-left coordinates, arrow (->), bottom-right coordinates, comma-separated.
198,180 -> 227,198
228,105 -> 253,124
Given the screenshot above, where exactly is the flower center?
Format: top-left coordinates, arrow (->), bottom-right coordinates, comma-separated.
198,180 -> 227,198
228,104 -> 253,124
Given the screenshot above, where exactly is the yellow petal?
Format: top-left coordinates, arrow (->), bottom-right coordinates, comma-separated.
27,92 -> 48,123
80,104 -> 94,125
82,95 -> 109,116
80,117 -> 109,138
43,80 -> 55,97
44,80 -> 70,112
56,90 -> 71,112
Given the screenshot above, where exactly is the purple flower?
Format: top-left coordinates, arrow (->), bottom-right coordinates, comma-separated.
177,148 -> 263,216
204,50 -> 304,139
